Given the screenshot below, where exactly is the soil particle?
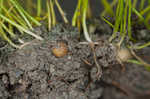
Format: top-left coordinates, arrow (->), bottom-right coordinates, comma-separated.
0,78 -> 10,99
95,41 -> 117,67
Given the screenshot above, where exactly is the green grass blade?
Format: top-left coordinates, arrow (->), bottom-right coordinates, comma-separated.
0,14 -> 43,40
21,8 -> 41,26
1,22 -> 16,38
145,13 -> 150,29
132,0 -> 137,8
101,16 -> 114,28
10,0 -> 33,30
127,59 -> 143,65
50,0 -> 56,26
109,0 -> 124,42
132,8 -> 144,21
128,0 -> 134,41
140,6 -> 150,15
0,26 -> 19,48
82,0 -> 92,42
0,0 -> 4,12
101,0 -> 114,16
118,0 -> 128,46
72,0 -> 82,26
37,0 -> 41,17
55,0 -> 68,24
47,0 -> 51,31
140,0 -> 145,11
134,42 -> 150,49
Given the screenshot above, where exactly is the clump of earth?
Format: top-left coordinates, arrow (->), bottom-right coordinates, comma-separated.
0,23 -> 150,99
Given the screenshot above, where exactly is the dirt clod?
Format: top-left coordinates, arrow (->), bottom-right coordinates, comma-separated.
0,24 -> 150,99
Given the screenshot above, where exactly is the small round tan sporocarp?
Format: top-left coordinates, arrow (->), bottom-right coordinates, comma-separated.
52,42 -> 68,58
117,48 -> 132,62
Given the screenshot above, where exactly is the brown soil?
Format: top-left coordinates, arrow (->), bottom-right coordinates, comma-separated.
0,24 -> 150,99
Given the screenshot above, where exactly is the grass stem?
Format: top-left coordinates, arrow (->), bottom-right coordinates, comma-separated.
37,0 -> 41,17
55,0 -> 68,24
0,14 -> 43,40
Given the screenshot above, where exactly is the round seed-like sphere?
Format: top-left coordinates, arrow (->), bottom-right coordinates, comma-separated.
117,48 -> 132,62
52,42 -> 68,58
